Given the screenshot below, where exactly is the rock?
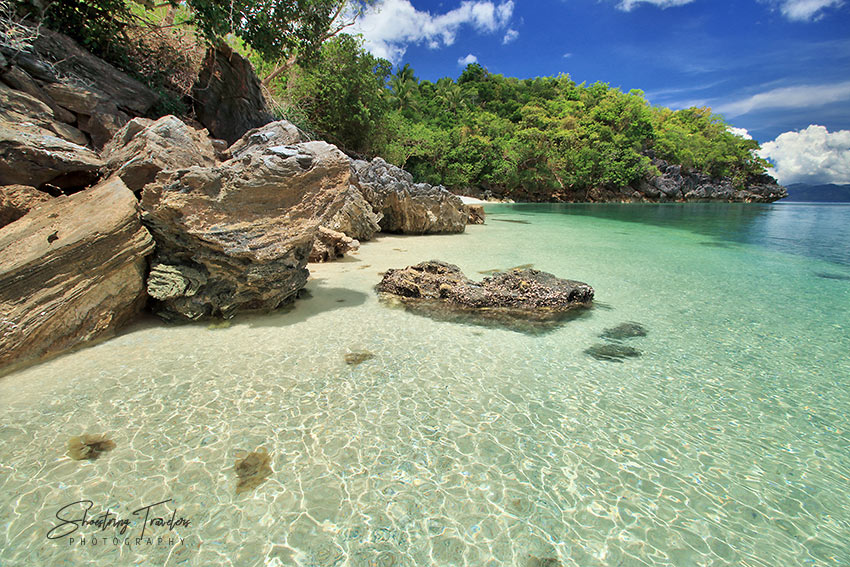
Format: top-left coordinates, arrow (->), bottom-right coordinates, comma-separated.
600,321 -> 647,341
67,434 -> 116,461
141,140 -> 351,320
227,120 -> 304,160
0,177 -> 154,372
584,343 -> 641,362
102,116 -> 217,193
234,448 -> 272,494
191,43 -> 274,145
0,119 -> 103,191
344,351 -> 375,365
377,260 -> 593,332
323,185 -> 382,241
29,29 -> 158,116
466,204 -> 486,224
0,185 -> 51,228
352,158 -> 467,234
309,226 -> 360,262
0,65 -> 77,124
645,159 -> 787,203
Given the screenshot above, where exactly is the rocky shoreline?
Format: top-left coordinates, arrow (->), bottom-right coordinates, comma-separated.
0,29 -> 784,374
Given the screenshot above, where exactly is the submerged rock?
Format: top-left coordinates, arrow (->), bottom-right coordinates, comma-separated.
234,448 -> 272,494
600,321 -> 648,341
344,351 -> 375,365
376,260 -> 593,332
585,343 -> 641,362
67,434 -> 116,460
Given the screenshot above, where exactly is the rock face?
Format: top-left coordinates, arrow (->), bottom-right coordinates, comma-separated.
0,119 -> 104,191
0,185 -> 51,228
227,120 -> 304,160
309,226 -> 360,263
322,184 -> 382,242
376,260 -> 594,332
141,139 -> 351,320
352,158 -> 467,234
640,160 -> 788,203
1,28 -> 158,149
102,116 -> 217,193
191,43 -> 274,145
466,204 -> 486,224
0,177 -> 154,372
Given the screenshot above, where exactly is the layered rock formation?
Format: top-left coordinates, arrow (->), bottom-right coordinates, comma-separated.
141,140 -> 351,320
190,44 -> 274,145
352,158 -> 467,234
0,178 -> 153,371
638,160 -> 787,203
102,116 -> 217,193
377,260 -> 594,331
0,28 -> 158,149
0,184 -> 51,228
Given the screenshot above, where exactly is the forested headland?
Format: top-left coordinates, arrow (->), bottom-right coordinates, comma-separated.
12,0 -> 776,201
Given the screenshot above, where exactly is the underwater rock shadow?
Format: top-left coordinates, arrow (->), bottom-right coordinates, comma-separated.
377,294 -> 595,336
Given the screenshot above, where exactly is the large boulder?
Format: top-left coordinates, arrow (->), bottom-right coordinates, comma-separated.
377,260 -> 594,332
191,43 -> 274,145
141,140 -> 351,320
322,184 -> 382,242
226,120 -> 304,160
352,158 -> 467,234
0,185 -> 51,228
0,177 -> 154,373
102,116 -> 217,193
0,120 -> 103,191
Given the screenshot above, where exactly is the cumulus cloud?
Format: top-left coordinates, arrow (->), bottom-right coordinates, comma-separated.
617,0 -> 694,10
758,125 -> 850,184
728,126 -> 753,140
502,28 -> 519,44
458,53 -> 479,66
716,80 -> 850,117
762,0 -> 845,21
349,0 -> 514,63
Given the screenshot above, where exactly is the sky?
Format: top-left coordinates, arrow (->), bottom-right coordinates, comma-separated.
347,0 -> 850,185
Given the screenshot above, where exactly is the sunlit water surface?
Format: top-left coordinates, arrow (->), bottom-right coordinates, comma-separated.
1,203 -> 849,567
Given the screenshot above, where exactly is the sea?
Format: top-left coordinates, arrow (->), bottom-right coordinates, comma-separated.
1,202 -> 848,566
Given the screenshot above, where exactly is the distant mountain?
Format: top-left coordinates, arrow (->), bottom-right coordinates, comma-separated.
784,183 -> 850,202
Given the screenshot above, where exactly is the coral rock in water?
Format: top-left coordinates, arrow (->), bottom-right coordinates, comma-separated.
67,434 -> 116,460
235,448 -> 273,494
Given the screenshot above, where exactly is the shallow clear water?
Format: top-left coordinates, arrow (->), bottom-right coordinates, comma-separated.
1,203 -> 849,567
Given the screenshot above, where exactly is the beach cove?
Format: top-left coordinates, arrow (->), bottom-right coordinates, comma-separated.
2,202 -> 848,566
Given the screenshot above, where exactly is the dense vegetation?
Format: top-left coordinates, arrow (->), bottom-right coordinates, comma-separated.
270,38 -> 770,199
15,0 -> 771,199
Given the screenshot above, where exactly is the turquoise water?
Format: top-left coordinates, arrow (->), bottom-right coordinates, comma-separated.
1,203 -> 849,566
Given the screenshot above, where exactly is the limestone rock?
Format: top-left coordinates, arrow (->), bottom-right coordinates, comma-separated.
0,120 -> 103,191
103,116 -> 217,193
141,140 -> 351,320
466,204 -> 486,224
377,260 -> 593,332
191,44 -> 274,145
0,177 -> 154,372
227,120 -> 304,161
0,185 -> 51,228
352,158 -> 467,234
323,184 -> 382,241
310,226 -> 360,263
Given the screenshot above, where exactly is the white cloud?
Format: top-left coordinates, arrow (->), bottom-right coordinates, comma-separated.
728,126 -> 753,140
716,80 -> 850,117
502,28 -> 519,44
762,0 -> 845,21
758,125 -> 850,184
458,53 -> 479,66
349,0 -> 514,63
617,0 -> 694,10
563,52 -> 573,58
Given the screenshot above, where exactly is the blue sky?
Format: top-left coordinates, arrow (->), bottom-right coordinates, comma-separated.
349,0 -> 850,184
